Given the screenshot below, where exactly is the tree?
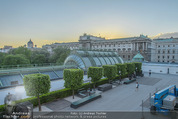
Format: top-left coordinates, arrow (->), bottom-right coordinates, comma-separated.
31,49 -> 50,63
3,54 -> 30,66
133,62 -> 142,75
23,74 -> 51,111
102,65 -> 117,83
63,69 -> 83,99
9,46 -> 31,61
31,54 -> 46,64
0,52 -> 6,65
50,46 -> 70,63
88,67 -> 103,90
115,63 -> 127,77
125,63 -> 135,79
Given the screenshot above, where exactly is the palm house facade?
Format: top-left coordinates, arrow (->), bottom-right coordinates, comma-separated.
64,50 -> 124,71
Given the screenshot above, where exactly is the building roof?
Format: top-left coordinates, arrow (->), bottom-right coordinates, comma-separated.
64,50 -> 124,70
28,39 -> 33,44
133,52 -> 144,59
132,52 -> 144,62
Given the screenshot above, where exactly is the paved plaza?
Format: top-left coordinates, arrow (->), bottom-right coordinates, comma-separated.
33,73 -> 178,112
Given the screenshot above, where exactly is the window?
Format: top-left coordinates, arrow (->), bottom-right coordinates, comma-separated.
163,51 -> 165,54
168,45 -> 170,47
158,56 -> 160,58
158,60 -> 160,62
118,48 -> 121,51
167,61 -> 169,63
114,44 -> 115,47
163,56 -> 164,59
122,48 -> 126,51
109,45 -> 111,47
173,45 -> 175,47
168,50 -> 170,54
173,50 -> 175,54
105,45 -> 106,47
163,60 -> 164,62
128,48 -> 131,51
167,56 -> 169,59
123,55 -> 125,58
173,56 -> 175,59
158,50 -> 160,53
163,45 -> 165,47
158,45 -> 160,47
128,55 -> 130,58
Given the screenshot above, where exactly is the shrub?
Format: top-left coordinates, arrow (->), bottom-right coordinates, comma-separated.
125,63 -> 135,76
88,67 -> 103,90
133,62 -> 142,73
0,105 -> 5,112
23,73 -> 51,111
102,65 -> 117,83
115,63 -> 127,76
64,69 -> 83,99
13,88 -> 72,107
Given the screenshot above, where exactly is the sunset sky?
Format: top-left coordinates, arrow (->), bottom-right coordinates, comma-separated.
0,0 -> 178,48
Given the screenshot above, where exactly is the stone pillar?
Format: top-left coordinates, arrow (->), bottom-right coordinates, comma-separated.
146,42 -> 147,50
143,42 -> 144,51
137,43 -> 138,51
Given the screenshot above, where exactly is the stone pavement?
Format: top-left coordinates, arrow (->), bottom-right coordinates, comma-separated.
33,73 -> 178,112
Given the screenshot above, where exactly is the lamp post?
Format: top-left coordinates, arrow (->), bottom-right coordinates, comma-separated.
88,77 -> 92,95
119,71 -> 121,84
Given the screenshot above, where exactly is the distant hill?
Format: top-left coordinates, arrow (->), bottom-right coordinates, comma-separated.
152,32 -> 178,39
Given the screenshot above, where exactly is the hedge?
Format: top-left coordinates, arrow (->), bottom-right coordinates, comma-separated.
133,62 -> 142,73
103,65 -> 117,83
88,67 -> 103,89
13,88 -> 72,107
125,63 -> 135,75
115,63 -> 127,76
63,69 -> 83,99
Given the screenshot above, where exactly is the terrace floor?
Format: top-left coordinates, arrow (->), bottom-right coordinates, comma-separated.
32,73 -> 178,119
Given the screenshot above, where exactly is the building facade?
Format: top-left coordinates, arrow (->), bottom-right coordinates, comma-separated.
43,33 -> 152,61
0,46 -> 13,53
152,37 -> 178,63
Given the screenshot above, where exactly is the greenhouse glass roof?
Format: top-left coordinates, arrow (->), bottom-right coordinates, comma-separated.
64,50 -> 124,70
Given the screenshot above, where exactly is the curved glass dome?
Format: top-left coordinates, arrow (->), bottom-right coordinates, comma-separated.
64,50 -> 124,70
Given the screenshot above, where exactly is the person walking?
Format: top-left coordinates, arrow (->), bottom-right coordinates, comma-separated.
149,70 -> 151,76
135,82 -> 139,91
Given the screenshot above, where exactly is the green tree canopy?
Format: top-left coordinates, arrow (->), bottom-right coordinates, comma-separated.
133,62 -> 142,73
115,63 -> 127,76
3,54 -> 30,66
23,73 -> 51,111
50,46 -> 70,64
64,69 -> 83,99
9,46 -> 31,61
0,52 -> 7,65
31,54 -> 46,64
102,65 -> 117,83
31,49 -> 50,64
88,67 -> 103,90
125,63 -> 135,79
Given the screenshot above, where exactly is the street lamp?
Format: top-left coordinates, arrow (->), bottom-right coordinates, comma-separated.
88,77 -> 92,95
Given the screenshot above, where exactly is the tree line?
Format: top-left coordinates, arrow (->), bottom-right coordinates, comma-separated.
0,46 -> 70,66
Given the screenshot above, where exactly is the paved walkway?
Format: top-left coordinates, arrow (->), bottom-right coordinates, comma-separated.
33,73 -> 178,112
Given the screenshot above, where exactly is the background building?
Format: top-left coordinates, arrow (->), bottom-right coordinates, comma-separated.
152,37 -> 178,63
43,33 -> 152,62
0,46 -> 13,53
